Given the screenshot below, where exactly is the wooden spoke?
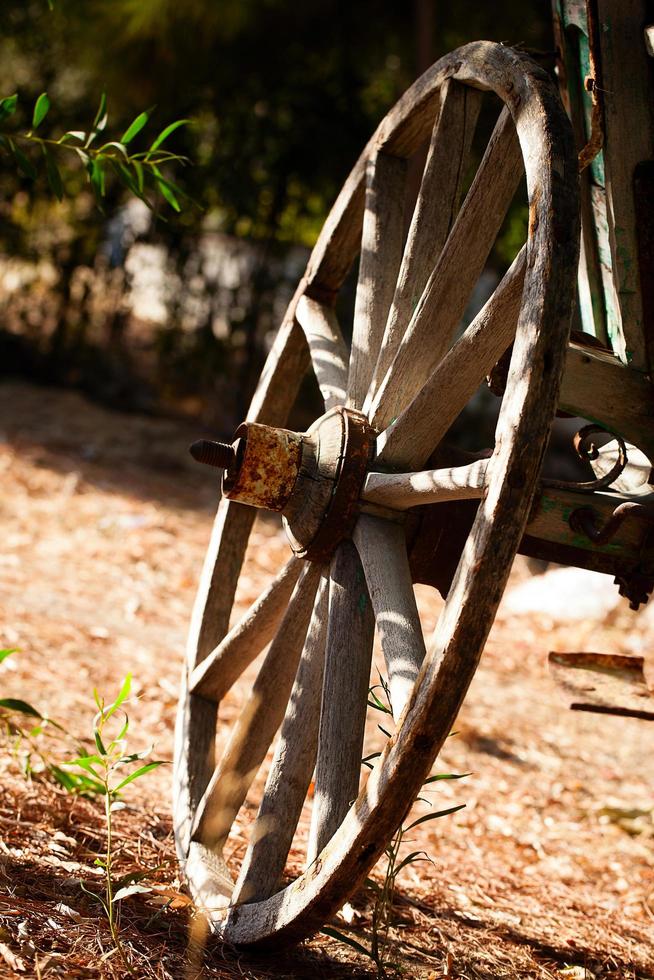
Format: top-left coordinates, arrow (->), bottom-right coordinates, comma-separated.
233,577 -> 329,905
174,314 -> 310,861
347,151 -> 407,410
377,246 -> 526,470
191,561 -> 322,853
369,107 -> 523,431
295,295 -> 348,411
353,515 -> 426,719
189,557 -> 303,703
307,541 -> 374,863
365,80 -> 482,411
361,458 -> 488,511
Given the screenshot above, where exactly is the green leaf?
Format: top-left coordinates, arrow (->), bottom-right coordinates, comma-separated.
132,160 -> 144,193
115,867 -> 161,890
50,766 -> 78,792
147,118 -> 190,155
321,927 -> 372,960
404,803 -> 466,832
50,765 -> 104,795
367,691 -> 391,714
94,728 -> 107,756
393,850 -> 432,875
43,146 -> 63,200
87,158 -> 106,202
66,753 -> 103,766
121,110 -> 150,145
113,883 -> 152,903
32,92 -> 50,129
423,772 -> 472,784
153,168 -> 181,212
90,92 -> 107,138
11,143 -> 37,180
66,754 -> 102,777
0,94 -> 18,124
0,649 -> 16,664
96,141 -> 128,160
105,674 -> 131,721
59,131 -> 86,144
0,698 -> 42,718
113,761 -> 164,792
112,160 -> 148,203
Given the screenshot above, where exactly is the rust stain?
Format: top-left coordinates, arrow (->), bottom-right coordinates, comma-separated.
223,422 -> 302,511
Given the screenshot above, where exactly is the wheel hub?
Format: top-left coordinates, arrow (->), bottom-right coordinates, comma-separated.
191,407 -> 376,562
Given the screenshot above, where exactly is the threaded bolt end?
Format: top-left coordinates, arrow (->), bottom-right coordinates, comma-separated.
189,439 -> 236,470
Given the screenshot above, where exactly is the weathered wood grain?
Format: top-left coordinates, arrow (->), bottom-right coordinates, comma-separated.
295,296 -> 348,411
596,0 -> 654,370
191,562 -> 321,852
353,515 -> 426,718
307,541 -> 374,863
361,459 -> 487,511
365,80 -> 482,410
347,151 -> 407,410
189,558 -> 303,703
376,246 -> 526,470
559,342 -> 654,460
234,576 -> 329,904
369,107 -> 523,431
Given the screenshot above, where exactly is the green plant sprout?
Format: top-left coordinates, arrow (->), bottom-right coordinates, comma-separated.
322,675 -> 469,977
62,674 -> 165,969
0,90 -> 192,212
1,656 -> 166,971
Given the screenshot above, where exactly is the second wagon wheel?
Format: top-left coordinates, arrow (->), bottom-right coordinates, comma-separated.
174,41 -> 579,947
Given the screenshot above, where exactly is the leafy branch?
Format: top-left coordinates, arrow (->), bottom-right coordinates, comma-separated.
0,90 -> 193,212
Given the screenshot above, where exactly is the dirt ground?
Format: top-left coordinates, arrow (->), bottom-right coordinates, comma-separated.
0,379 -> 652,979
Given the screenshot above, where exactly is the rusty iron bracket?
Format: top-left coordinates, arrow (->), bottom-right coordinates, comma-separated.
296,407 -> 376,563
542,424 -> 629,493
569,500 -> 654,609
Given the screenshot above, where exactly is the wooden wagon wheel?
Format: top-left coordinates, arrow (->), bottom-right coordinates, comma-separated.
173,41 -> 579,948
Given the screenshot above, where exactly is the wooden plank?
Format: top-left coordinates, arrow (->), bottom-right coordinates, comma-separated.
347,151 -> 407,411
368,107 -> 523,432
365,80 -> 482,410
549,652 -> 654,721
361,459 -> 487,511
307,541 -> 374,863
189,558 -> 302,703
191,561 -> 322,852
295,295 -> 348,411
353,515 -> 426,719
376,247 -> 525,470
234,576 -> 329,904
559,342 -> 654,461
596,0 -> 654,370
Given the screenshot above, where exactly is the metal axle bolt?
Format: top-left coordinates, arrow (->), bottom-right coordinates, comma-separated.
189,439 -> 236,470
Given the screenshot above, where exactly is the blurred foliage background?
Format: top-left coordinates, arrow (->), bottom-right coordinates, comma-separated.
0,0 -> 552,431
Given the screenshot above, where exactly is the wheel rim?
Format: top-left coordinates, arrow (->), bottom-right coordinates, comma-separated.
173,39 -> 579,948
